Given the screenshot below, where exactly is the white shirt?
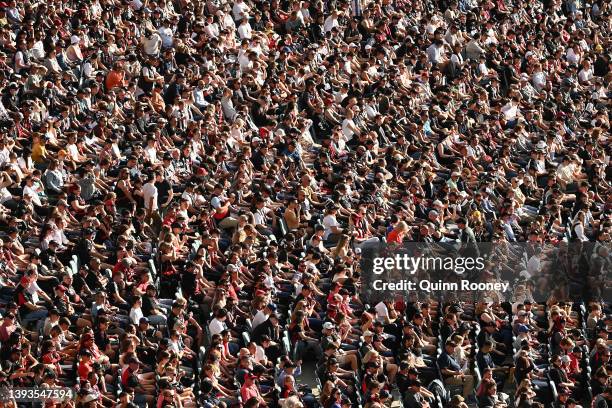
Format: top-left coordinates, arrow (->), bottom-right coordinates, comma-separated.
532,71 -> 547,91
130,0 -> 143,10
526,254 -> 540,277
129,307 -> 144,325
426,43 -> 443,64
254,345 -> 267,364
374,301 -> 389,323
251,310 -> 268,329
566,48 -> 581,65
578,67 -> 593,83
0,147 -> 9,166
501,102 -> 519,121
144,145 -> 158,164
142,33 -> 162,56
27,281 -> 41,304
193,87 -> 209,108
49,227 -> 69,249
67,143 -> 80,161
253,208 -> 269,226
574,223 -> 589,242
158,26 -> 174,48
23,185 -> 41,206
143,182 -> 158,211
341,118 -> 356,141
232,1 -> 250,20
32,41 -> 45,60
204,22 -> 220,38
0,187 -> 12,203
208,318 -> 225,336
323,16 -> 339,33
322,214 -> 340,240
478,62 -> 489,76
168,339 -> 181,355
237,22 -> 252,39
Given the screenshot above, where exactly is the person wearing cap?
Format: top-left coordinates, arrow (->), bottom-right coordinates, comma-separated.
403,378 -> 435,408
321,320 -> 359,371
77,348 -> 95,384
438,340 -> 475,400
14,268 -> 49,330
53,282 -> 92,329
120,356 -> 156,405
240,371 -> 267,407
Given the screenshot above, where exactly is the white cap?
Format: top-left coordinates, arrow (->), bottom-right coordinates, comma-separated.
252,137 -> 262,143
323,322 -> 334,330
70,35 -> 80,45
363,331 -> 374,337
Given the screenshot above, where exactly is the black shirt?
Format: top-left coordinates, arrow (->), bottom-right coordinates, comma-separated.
549,366 -> 568,387
155,179 -> 173,206
95,329 -> 110,350
251,150 -> 267,171
396,373 -> 411,394
85,272 -> 103,292
53,295 -> 71,316
105,280 -> 120,300
478,395 -> 496,408
142,295 -> 160,316
74,238 -> 93,265
251,319 -> 281,344
41,248 -> 59,270
72,273 -> 90,295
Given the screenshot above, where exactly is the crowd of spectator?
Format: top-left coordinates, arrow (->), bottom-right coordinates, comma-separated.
0,0 -> 609,407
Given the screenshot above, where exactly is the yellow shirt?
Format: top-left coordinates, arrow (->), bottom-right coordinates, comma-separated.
31,143 -> 47,163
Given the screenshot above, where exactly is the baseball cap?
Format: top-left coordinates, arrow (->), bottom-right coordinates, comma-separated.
323,322 -> 335,330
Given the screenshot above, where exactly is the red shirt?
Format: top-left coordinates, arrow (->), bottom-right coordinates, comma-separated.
241,383 -> 260,402
121,367 -> 134,387
78,360 -> 93,382
386,229 -> 404,244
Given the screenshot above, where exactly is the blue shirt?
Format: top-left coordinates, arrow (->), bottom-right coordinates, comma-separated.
437,351 -> 461,374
